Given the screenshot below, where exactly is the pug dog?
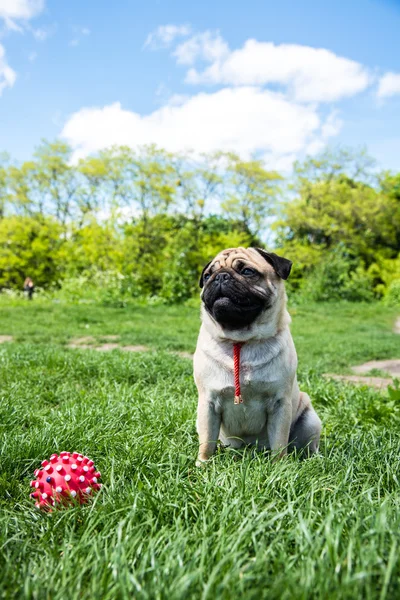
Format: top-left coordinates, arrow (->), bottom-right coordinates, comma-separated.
193,247 -> 321,465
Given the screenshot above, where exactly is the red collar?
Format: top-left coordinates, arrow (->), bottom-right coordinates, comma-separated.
233,342 -> 244,404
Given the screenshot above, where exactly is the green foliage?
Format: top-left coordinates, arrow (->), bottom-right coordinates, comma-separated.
67,219 -> 124,274
384,279 -> 400,307
0,153 -> 9,218
369,254 -> 400,300
1,142 -> 399,303
221,153 -> 282,236
300,246 -> 375,302
48,269 -> 139,307
388,380 -> 400,402
0,215 -> 66,288
7,140 -> 78,224
276,148 -> 400,302
159,216 -> 252,303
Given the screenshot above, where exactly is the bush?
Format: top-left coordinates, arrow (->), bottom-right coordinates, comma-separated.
368,254 -> 400,298
49,269 -> 142,307
383,279 -> 400,306
0,216 -> 67,288
299,247 -> 375,302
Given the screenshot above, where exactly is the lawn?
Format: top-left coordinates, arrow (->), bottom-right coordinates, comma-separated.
0,299 -> 399,599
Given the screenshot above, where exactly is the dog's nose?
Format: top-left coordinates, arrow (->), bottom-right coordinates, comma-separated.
215,272 -> 231,283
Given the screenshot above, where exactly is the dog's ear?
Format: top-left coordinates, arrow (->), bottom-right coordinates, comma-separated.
254,248 -> 292,280
199,260 -> 212,288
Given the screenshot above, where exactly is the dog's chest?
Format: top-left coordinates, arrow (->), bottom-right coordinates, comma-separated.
210,342 -> 284,405
214,359 -> 283,437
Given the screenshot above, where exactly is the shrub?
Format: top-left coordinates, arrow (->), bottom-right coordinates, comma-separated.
0,216 -> 67,288
383,279 -> 400,306
299,246 -> 375,302
49,269 -> 142,307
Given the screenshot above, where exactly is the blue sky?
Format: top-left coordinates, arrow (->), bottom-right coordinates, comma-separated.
1,0 -> 400,171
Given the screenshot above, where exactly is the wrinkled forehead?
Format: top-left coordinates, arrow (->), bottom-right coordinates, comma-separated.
211,247 -> 268,271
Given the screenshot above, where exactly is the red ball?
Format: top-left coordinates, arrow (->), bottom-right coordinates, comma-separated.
30,452 -> 101,510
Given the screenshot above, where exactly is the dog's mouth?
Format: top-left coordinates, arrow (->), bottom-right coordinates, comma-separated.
203,286 -> 269,329
212,295 -> 259,310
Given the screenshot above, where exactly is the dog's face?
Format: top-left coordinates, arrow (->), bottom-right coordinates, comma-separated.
199,247 -> 292,330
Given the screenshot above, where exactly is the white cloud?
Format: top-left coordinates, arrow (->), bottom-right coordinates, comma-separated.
184,39 -> 371,103
0,43 -> 16,95
71,25 -> 90,36
31,25 -> 49,40
61,28 -> 378,169
28,50 -> 37,61
377,72 -> 400,99
0,2 -> 43,96
144,24 -> 191,50
32,27 -> 46,40
173,30 -> 229,65
0,0 -> 44,28
61,87 -> 340,169
68,26 -> 90,47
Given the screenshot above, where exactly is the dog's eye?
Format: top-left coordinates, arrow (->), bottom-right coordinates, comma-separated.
204,273 -> 211,282
242,267 -> 256,276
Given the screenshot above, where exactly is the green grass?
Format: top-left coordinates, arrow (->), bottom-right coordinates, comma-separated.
0,299 -> 399,599
0,298 -> 398,372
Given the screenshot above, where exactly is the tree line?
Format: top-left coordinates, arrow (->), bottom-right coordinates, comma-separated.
0,141 -> 399,304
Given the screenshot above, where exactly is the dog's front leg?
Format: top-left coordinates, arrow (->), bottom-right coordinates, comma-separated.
267,399 -> 292,459
196,395 -> 221,466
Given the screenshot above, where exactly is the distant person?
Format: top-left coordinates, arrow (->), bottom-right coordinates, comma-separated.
24,277 -> 35,300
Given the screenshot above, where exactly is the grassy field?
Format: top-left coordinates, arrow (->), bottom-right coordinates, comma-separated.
0,299 -> 399,599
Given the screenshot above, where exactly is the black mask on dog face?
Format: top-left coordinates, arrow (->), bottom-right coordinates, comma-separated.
202,268 -> 270,329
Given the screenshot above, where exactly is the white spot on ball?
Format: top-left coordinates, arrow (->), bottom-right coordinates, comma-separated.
92,477 -> 97,483
42,493 -> 48,499
56,486 -> 62,493
56,465 -> 62,472
65,475 -> 71,482
35,482 -> 39,489
79,475 -> 85,482
70,490 -> 77,497
85,487 -> 91,494
71,464 -> 77,470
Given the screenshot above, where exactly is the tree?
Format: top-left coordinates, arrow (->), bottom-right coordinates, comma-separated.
67,219 -> 124,274
0,153 -> 10,219
33,140 -> 78,227
277,165 -> 399,264
292,147 -> 377,188
76,156 -> 108,221
8,160 -> 43,216
133,145 -> 176,223
274,148 -> 400,295
174,151 -> 223,219
7,140 -> 78,227
0,216 -> 67,288
98,146 -> 137,209
221,154 -> 282,239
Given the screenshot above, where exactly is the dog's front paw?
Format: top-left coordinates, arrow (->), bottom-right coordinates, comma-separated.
195,456 -> 209,467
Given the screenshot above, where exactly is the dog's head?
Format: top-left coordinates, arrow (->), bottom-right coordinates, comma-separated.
199,247 -> 292,330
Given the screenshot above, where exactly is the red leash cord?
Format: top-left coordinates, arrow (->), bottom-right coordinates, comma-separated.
233,342 -> 244,404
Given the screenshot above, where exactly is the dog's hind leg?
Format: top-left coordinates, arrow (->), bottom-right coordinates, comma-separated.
289,393 -> 321,456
